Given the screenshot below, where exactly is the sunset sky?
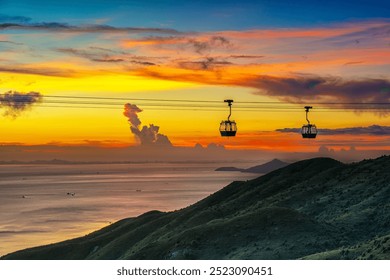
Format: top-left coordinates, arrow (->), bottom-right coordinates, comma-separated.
0,0 -> 389,159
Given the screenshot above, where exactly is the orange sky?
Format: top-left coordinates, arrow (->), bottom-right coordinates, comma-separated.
1,19 -> 390,157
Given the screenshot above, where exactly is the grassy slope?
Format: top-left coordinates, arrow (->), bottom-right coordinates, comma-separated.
2,156 -> 390,260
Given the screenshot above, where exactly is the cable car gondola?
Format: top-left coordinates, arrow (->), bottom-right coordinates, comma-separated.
220,99 -> 237,137
301,106 -> 317,138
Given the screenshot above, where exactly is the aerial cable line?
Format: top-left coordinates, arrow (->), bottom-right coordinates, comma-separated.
42,96 -> 390,107
35,105 -> 234,112
11,101 -> 390,111
37,101 -> 390,110
39,94 -> 222,104
5,97 -> 390,109
3,93 -> 390,106
39,95 -> 390,106
32,104 -> 390,112
2,93 -> 390,111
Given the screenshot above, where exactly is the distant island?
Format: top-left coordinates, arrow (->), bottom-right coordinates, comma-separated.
215,159 -> 289,173
2,156 -> 390,260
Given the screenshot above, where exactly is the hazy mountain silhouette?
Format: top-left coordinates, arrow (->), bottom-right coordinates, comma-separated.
215,158 -> 289,173
242,159 -> 289,173
215,166 -> 244,171
2,156 -> 390,260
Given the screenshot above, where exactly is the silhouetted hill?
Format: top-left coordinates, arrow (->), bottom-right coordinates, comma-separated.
2,156 -> 390,260
242,159 -> 289,173
215,158 -> 289,173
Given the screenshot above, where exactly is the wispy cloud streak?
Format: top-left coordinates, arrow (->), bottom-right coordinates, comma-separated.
0,66 -> 76,77
277,125 -> 390,135
0,22 -> 181,34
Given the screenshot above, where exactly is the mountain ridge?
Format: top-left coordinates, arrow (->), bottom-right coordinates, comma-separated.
215,158 -> 289,173
2,156 -> 390,260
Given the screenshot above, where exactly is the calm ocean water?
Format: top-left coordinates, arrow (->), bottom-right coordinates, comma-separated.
0,162 -> 259,256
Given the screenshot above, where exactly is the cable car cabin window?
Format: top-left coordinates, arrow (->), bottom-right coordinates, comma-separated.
301,124 -> 317,138
219,121 -> 237,131
220,121 -> 237,136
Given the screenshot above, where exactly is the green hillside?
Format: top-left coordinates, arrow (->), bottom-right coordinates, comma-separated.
2,156 -> 390,260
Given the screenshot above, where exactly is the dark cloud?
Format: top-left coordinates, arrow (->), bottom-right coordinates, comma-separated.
92,58 -> 125,63
229,55 -> 265,59
56,47 -> 89,56
0,22 -> 68,30
56,48 -> 156,65
136,69 -> 390,108
56,47 -> 123,63
89,46 -> 115,52
187,36 -> 232,54
275,128 -> 302,134
0,14 -> 32,23
123,103 -> 172,146
123,103 -> 142,128
0,91 -> 42,117
248,75 -> 390,109
0,66 -> 75,77
89,46 -> 126,55
130,60 -> 156,66
276,125 -> 390,135
178,57 -> 232,70
319,125 -> 390,135
0,22 -> 181,34
132,124 -> 172,146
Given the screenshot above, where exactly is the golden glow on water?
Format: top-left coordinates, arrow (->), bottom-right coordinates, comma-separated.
0,163 -> 259,256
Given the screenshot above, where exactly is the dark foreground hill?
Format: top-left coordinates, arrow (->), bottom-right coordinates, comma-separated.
2,156 -> 390,260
